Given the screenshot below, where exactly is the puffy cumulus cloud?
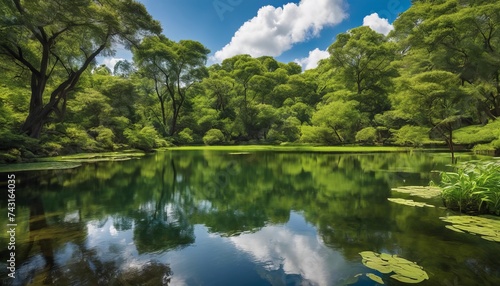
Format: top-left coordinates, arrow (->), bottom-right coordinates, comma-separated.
213,0 -> 347,62
362,13 -> 393,36
101,57 -> 125,72
229,224 -> 351,286
295,48 -> 330,71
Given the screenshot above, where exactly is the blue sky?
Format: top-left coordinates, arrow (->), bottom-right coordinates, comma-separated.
103,0 -> 411,71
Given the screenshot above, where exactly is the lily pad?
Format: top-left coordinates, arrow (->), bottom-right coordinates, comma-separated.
0,161 -> 82,172
364,260 -> 392,274
390,274 -> 426,284
340,273 -> 363,285
440,215 -> 500,242
388,198 -> 435,208
391,186 -> 442,198
359,251 -> 429,284
366,273 -> 384,284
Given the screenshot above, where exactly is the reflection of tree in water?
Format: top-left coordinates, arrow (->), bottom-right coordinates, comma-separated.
133,158 -> 195,253
26,247 -> 172,285
4,171 -> 176,286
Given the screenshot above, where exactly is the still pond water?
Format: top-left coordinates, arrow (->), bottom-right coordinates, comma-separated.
1,151 -> 499,286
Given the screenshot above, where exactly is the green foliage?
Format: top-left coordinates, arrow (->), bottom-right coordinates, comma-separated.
64,125 -> 98,151
454,120 -> 500,145
300,125 -> 337,145
203,129 -> 225,145
1,0 -> 499,157
90,126 -> 115,150
124,126 -> 160,151
355,127 -> 378,144
392,125 -> 430,147
439,161 -> 500,215
0,0 -> 161,138
177,128 -> 195,144
311,100 -> 364,144
328,26 -> 396,118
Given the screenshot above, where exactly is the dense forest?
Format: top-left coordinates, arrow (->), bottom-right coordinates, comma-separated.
1,0 -> 499,162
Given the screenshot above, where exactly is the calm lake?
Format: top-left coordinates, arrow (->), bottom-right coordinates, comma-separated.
1,151 -> 499,285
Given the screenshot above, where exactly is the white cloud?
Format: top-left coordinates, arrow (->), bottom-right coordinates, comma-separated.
229,224 -> 350,286
101,57 -> 125,72
362,13 -> 393,36
213,0 -> 347,62
295,48 -> 330,70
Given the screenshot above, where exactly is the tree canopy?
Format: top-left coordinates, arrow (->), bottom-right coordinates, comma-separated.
1,0 -> 500,160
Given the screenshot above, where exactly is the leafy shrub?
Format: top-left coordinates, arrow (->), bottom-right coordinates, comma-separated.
439,161 -> 500,215
91,126 -> 115,149
64,125 -> 97,151
392,125 -> 430,147
177,128 -> 194,144
124,126 -> 159,151
356,127 -> 377,144
203,129 -> 225,145
300,125 -> 338,144
41,142 -> 64,156
0,153 -> 19,163
454,120 -> 500,145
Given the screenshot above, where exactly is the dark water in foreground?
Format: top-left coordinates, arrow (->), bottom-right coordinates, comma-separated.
0,151 -> 499,285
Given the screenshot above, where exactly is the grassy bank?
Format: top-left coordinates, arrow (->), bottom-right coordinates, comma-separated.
162,145 -> 416,153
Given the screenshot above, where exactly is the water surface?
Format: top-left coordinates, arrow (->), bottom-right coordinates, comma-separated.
1,151 -> 499,285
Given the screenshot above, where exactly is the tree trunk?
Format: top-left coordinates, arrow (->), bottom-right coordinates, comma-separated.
448,128 -> 455,164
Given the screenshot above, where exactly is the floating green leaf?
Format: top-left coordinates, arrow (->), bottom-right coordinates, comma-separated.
391,186 -> 442,198
390,274 -> 425,284
388,198 -> 435,208
359,251 -> 429,284
364,260 -> 392,274
440,215 -> 500,242
366,273 -> 384,284
340,273 -> 363,285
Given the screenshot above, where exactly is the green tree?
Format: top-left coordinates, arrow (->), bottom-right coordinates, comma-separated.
134,35 -> 210,136
393,70 -> 475,161
0,0 -> 161,138
311,100 -> 364,144
392,0 -> 500,119
328,26 -> 397,118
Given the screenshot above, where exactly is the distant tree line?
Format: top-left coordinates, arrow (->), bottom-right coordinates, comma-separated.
1,0 -> 499,161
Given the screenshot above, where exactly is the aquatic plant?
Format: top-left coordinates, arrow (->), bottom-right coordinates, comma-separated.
388,198 -> 435,208
391,186 -> 442,199
359,251 -> 429,284
366,273 -> 384,284
439,161 -> 500,215
440,215 -> 500,242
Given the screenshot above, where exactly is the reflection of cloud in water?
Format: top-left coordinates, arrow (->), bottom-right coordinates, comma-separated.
229,213 -> 348,286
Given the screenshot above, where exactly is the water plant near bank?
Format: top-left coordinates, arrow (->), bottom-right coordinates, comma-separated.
438,161 -> 500,215
440,215 -> 500,242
